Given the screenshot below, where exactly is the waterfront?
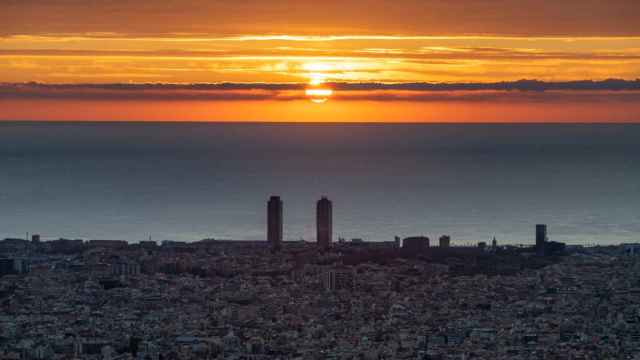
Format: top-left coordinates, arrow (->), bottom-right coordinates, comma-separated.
1,122 -> 640,245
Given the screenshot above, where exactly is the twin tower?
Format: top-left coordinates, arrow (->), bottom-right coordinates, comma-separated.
267,196 -> 332,252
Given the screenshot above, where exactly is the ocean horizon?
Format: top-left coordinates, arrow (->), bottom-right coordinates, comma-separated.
1,121 -> 639,245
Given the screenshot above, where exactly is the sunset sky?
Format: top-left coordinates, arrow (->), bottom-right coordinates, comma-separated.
1,0 -> 640,122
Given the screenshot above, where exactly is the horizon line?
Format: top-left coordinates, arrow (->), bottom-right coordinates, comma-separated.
2,120 -> 640,125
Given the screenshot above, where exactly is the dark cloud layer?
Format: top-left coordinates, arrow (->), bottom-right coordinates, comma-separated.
1,80 -> 640,103
331,79 -> 640,92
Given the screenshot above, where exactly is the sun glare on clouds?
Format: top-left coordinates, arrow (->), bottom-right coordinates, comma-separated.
305,88 -> 334,103
303,62 -> 334,103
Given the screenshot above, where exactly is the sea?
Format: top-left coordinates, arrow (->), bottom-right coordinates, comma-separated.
1,122 -> 639,246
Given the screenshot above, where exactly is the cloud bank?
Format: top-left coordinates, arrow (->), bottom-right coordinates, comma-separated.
1,80 -> 639,103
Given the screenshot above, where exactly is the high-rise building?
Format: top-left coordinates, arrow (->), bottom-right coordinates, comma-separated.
439,235 -> 451,248
267,196 -> 283,252
536,224 -> 547,256
402,236 -> 430,252
316,196 -> 332,250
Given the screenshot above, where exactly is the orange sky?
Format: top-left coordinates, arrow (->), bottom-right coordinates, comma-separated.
1,0 -> 640,122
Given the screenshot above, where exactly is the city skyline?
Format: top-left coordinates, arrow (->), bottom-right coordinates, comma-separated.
1,192 -> 559,248
1,2 -> 639,359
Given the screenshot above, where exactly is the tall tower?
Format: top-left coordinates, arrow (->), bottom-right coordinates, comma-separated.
316,196 -> 332,250
267,196 -> 283,252
536,224 -> 547,256
439,235 -> 451,248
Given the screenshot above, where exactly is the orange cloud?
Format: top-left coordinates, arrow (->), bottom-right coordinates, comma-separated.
1,35 -> 640,83
2,1 -> 639,37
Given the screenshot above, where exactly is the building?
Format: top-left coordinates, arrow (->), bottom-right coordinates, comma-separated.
439,235 -> 451,248
622,243 -> 640,256
0,258 -> 31,276
0,259 -> 15,276
323,268 -> 355,291
536,224 -> 547,256
112,260 -> 140,277
402,236 -> 430,252
267,196 -> 283,252
316,196 -> 332,250
87,240 -> 128,249
50,239 -> 84,253
139,240 -> 158,249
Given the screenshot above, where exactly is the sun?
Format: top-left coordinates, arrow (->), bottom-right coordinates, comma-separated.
302,62 -> 334,103
305,88 -> 333,103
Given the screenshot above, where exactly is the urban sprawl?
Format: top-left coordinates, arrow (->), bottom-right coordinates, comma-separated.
2,196 -> 640,359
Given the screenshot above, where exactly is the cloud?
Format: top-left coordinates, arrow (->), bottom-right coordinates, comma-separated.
2,34 -> 640,84
331,79 -> 640,92
1,80 -> 640,103
0,83 -> 301,101
2,1 -> 640,37
3,47 -> 640,62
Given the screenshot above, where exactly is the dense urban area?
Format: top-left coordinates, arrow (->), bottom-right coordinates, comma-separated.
2,232 -> 640,359
2,198 -> 640,359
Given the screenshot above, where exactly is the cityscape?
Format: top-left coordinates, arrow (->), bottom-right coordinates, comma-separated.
2,1 -> 640,359
2,196 -> 639,359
